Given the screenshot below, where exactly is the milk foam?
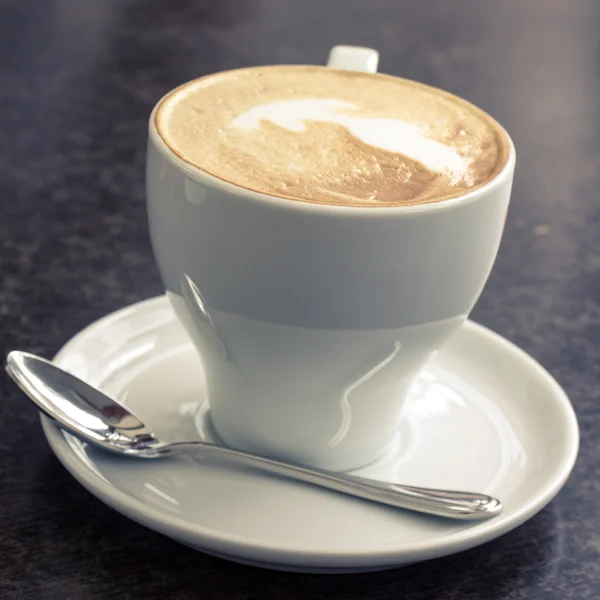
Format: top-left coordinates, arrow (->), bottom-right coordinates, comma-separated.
155,65 -> 507,206
229,98 -> 467,179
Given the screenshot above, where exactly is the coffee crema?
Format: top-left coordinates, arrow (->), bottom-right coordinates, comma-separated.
155,66 -> 509,207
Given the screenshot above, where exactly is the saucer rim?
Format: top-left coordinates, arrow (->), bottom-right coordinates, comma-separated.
43,296 -> 579,569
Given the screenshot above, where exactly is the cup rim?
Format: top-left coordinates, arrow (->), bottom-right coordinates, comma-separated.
147,72 -> 516,218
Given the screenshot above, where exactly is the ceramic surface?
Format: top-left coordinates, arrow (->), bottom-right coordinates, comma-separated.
43,297 -> 578,573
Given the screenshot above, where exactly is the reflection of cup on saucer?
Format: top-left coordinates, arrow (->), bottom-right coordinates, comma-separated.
146,45 -> 515,471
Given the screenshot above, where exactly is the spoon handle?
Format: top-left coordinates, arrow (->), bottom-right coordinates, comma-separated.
160,442 -> 502,520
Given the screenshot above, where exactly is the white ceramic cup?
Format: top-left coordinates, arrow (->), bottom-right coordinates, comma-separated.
146,46 -> 515,471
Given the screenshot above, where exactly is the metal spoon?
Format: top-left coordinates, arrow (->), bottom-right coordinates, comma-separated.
6,351 -> 502,520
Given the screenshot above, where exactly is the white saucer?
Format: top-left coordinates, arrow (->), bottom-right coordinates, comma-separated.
42,296 -> 579,573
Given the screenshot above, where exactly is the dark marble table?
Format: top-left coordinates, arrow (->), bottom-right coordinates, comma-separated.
1,0 -> 598,598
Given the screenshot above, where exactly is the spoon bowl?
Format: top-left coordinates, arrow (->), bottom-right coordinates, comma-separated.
6,350 -> 162,455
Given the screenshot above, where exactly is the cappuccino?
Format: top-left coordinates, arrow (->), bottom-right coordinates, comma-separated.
156,66 -> 509,206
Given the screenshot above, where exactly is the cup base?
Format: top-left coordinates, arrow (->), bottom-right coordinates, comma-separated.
197,407 -> 401,473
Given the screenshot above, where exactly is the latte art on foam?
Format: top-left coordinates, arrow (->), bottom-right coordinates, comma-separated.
156,66 -> 508,206
229,99 -> 468,180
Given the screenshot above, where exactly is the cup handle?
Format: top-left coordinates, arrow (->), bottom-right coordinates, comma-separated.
327,45 -> 379,73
